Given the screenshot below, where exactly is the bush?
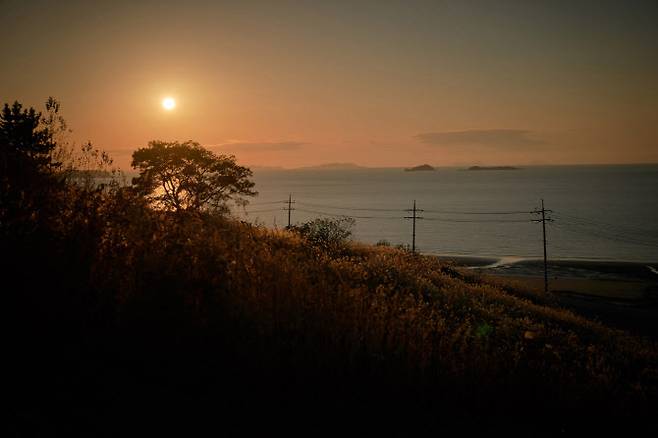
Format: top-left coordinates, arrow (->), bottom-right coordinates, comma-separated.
293,216 -> 355,253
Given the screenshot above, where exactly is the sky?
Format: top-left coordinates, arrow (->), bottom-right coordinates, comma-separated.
1,0 -> 657,169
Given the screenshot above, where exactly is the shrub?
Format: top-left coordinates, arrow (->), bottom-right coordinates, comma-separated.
293,216 -> 355,253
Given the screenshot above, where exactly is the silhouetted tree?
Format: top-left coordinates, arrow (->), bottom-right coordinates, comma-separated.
0,99 -> 64,234
131,140 -> 256,212
0,99 -> 59,179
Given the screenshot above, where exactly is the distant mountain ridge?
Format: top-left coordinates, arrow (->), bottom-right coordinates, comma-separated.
296,162 -> 366,170
404,164 -> 435,172
466,166 -> 519,171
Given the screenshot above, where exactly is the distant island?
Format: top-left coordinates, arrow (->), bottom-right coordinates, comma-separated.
297,162 -> 366,170
466,166 -> 519,171
251,165 -> 286,171
404,164 -> 435,172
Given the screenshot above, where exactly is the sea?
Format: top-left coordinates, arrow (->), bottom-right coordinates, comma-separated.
233,165 -> 658,264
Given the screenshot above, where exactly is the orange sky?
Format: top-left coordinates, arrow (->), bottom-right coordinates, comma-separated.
1,1 -> 657,169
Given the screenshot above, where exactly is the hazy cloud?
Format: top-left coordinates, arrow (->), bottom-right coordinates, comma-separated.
415,129 -> 543,148
215,141 -> 306,152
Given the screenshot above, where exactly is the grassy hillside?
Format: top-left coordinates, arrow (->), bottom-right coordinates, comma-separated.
6,184 -> 658,433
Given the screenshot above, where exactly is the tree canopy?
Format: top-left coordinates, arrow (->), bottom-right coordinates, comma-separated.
1,99 -> 64,233
131,140 -> 256,212
0,99 -> 59,177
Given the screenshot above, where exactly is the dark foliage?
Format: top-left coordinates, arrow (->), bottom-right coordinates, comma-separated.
292,216 -> 355,254
0,100 -> 58,172
0,99 -> 64,242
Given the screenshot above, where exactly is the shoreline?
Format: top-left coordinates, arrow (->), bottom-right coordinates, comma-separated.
435,255 -> 658,281
434,255 -> 658,339
488,273 -> 658,339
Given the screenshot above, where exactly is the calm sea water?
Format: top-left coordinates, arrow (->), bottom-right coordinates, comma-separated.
233,165 -> 658,263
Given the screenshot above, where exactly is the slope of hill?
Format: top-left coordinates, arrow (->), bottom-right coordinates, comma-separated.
7,192 -> 657,432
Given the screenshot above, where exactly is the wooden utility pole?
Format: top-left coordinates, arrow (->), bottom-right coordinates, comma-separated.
404,200 -> 424,253
532,199 -> 553,293
285,194 -> 295,228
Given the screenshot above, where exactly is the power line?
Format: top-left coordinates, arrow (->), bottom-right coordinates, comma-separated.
296,200 -> 533,215
243,208 -> 283,214
247,199 -> 537,215
554,219 -> 658,243
238,197 -> 658,256
422,209 -> 533,215
246,200 -> 287,206
550,213 -> 658,242
552,212 -> 657,238
295,201 -> 405,212
422,217 -> 532,223
295,207 -> 400,220
551,222 -> 658,248
242,199 -> 542,223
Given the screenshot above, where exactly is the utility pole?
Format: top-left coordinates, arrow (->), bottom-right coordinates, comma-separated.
285,193 -> 295,228
404,200 -> 424,253
532,199 -> 553,294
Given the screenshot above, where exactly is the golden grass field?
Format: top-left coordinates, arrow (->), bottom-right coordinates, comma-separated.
7,184 -> 658,432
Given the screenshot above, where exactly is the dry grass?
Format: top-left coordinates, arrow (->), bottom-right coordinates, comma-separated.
7,186 -> 658,429
86,202 -> 658,411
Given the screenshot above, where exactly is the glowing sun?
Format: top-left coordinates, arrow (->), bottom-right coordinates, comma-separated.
162,97 -> 176,110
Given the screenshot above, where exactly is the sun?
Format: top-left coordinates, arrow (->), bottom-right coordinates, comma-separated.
162,97 -> 176,110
